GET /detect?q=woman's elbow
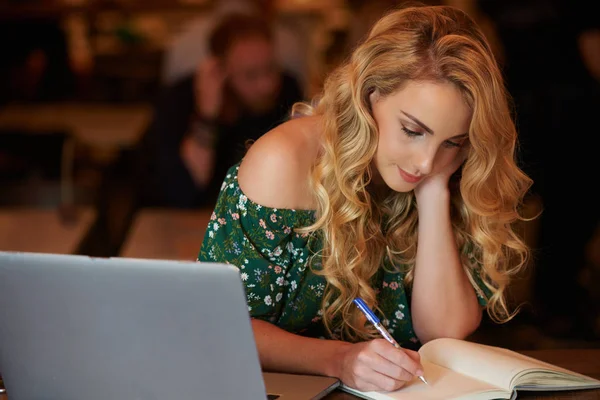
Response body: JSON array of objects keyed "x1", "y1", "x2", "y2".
[{"x1": 418, "y1": 308, "x2": 483, "y2": 344}]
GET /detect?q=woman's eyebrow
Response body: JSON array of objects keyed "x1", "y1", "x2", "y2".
[{"x1": 401, "y1": 111, "x2": 468, "y2": 138}]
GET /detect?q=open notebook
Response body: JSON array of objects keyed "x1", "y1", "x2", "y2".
[{"x1": 341, "y1": 338, "x2": 600, "y2": 400}]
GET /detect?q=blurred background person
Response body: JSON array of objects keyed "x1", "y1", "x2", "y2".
[
  {"x1": 161, "y1": 0, "x2": 308, "y2": 95},
  {"x1": 141, "y1": 13, "x2": 304, "y2": 209}
]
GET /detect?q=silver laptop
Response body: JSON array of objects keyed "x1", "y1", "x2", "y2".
[{"x1": 0, "y1": 251, "x2": 339, "y2": 399}]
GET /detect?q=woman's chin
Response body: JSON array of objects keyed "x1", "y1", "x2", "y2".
[{"x1": 383, "y1": 176, "x2": 415, "y2": 193}]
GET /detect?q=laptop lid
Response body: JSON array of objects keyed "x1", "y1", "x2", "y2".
[{"x1": 0, "y1": 251, "x2": 338, "y2": 399}]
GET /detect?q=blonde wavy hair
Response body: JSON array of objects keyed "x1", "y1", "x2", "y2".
[{"x1": 294, "y1": 4, "x2": 533, "y2": 342}]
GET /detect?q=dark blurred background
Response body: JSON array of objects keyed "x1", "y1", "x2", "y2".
[{"x1": 0, "y1": 0, "x2": 599, "y2": 351}]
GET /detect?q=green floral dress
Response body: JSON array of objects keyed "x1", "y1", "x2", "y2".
[{"x1": 198, "y1": 163, "x2": 490, "y2": 349}]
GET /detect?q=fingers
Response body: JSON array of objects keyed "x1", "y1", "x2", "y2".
[
  {"x1": 360, "y1": 348, "x2": 415, "y2": 382},
  {"x1": 352, "y1": 377, "x2": 399, "y2": 393},
  {"x1": 457, "y1": 143, "x2": 470, "y2": 164},
  {"x1": 446, "y1": 145, "x2": 469, "y2": 176},
  {"x1": 200, "y1": 56, "x2": 220, "y2": 72},
  {"x1": 364, "y1": 372, "x2": 408, "y2": 392},
  {"x1": 195, "y1": 56, "x2": 226, "y2": 118},
  {"x1": 341, "y1": 340, "x2": 425, "y2": 393},
  {"x1": 199, "y1": 57, "x2": 225, "y2": 82},
  {"x1": 371, "y1": 339, "x2": 424, "y2": 376},
  {"x1": 351, "y1": 361, "x2": 408, "y2": 392},
  {"x1": 403, "y1": 348, "x2": 422, "y2": 364},
  {"x1": 350, "y1": 340, "x2": 424, "y2": 392}
]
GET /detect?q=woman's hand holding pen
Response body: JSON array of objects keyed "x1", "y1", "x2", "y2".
[{"x1": 335, "y1": 339, "x2": 424, "y2": 392}]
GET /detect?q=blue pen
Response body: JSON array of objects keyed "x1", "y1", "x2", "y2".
[{"x1": 353, "y1": 297, "x2": 429, "y2": 385}]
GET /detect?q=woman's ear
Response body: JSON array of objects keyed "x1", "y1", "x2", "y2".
[{"x1": 369, "y1": 89, "x2": 380, "y2": 108}]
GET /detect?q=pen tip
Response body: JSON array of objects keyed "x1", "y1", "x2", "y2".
[{"x1": 419, "y1": 376, "x2": 429, "y2": 385}]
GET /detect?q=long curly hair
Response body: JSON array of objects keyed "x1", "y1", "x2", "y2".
[{"x1": 293, "y1": 4, "x2": 533, "y2": 342}]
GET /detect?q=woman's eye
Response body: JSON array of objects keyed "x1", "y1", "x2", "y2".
[
  {"x1": 401, "y1": 126, "x2": 422, "y2": 137},
  {"x1": 443, "y1": 140, "x2": 462, "y2": 148}
]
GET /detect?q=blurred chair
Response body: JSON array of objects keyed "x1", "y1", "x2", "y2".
[
  {"x1": 0, "y1": 206, "x2": 97, "y2": 255},
  {"x1": 119, "y1": 208, "x2": 211, "y2": 260}
]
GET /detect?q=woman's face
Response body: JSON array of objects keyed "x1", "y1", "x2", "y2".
[{"x1": 370, "y1": 80, "x2": 472, "y2": 192}]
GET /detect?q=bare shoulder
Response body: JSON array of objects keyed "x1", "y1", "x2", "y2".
[{"x1": 238, "y1": 115, "x2": 321, "y2": 210}]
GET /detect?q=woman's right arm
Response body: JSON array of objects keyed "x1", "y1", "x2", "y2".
[
  {"x1": 252, "y1": 319, "x2": 424, "y2": 392},
  {"x1": 252, "y1": 318, "x2": 347, "y2": 377}
]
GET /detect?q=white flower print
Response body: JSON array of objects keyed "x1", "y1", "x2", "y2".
[
  {"x1": 290, "y1": 280, "x2": 297, "y2": 290},
  {"x1": 241, "y1": 272, "x2": 249, "y2": 281},
  {"x1": 395, "y1": 310, "x2": 405, "y2": 320},
  {"x1": 276, "y1": 293, "x2": 283, "y2": 302},
  {"x1": 238, "y1": 194, "x2": 247, "y2": 211},
  {"x1": 264, "y1": 295, "x2": 272, "y2": 306},
  {"x1": 276, "y1": 276, "x2": 285, "y2": 286}
]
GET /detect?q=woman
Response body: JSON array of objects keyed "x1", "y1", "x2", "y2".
[{"x1": 198, "y1": 4, "x2": 532, "y2": 392}]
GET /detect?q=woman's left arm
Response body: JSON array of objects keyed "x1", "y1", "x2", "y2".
[{"x1": 410, "y1": 153, "x2": 483, "y2": 344}]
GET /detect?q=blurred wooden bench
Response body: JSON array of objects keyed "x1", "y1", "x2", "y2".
[
  {"x1": 0, "y1": 207, "x2": 97, "y2": 254},
  {"x1": 119, "y1": 208, "x2": 212, "y2": 261},
  {"x1": 0, "y1": 102, "x2": 152, "y2": 149}
]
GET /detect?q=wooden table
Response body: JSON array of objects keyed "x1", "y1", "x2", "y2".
[
  {"x1": 119, "y1": 208, "x2": 212, "y2": 261},
  {"x1": 326, "y1": 349, "x2": 600, "y2": 399},
  {"x1": 0, "y1": 102, "x2": 151, "y2": 149},
  {"x1": 0, "y1": 207, "x2": 96, "y2": 254},
  {"x1": 1, "y1": 349, "x2": 598, "y2": 399}
]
